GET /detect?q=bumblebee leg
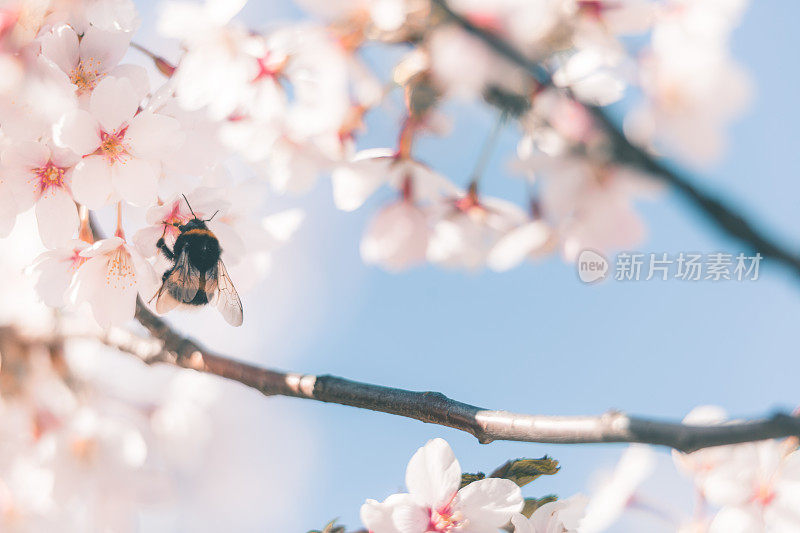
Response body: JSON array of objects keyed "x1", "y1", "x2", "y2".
[{"x1": 156, "y1": 237, "x2": 175, "y2": 261}]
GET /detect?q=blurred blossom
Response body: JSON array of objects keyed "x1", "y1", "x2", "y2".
[
  {"x1": 511, "y1": 494, "x2": 588, "y2": 533},
  {"x1": 674, "y1": 407, "x2": 800, "y2": 533},
  {"x1": 580, "y1": 445, "x2": 656, "y2": 533},
  {"x1": 360, "y1": 200, "x2": 430, "y2": 271}
]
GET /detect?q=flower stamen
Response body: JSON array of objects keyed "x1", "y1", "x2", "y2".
[
  {"x1": 105, "y1": 247, "x2": 136, "y2": 289},
  {"x1": 31, "y1": 161, "x2": 66, "y2": 196},
  {"x1": 428, "y1": 505, "x2": 464, "y2": 532},
  {"x1": 99, "y1": 128, "x2": 129, "y2": 164},
  {"x1": 69, "y1": 57, "x2": 104, "y2": 94}
]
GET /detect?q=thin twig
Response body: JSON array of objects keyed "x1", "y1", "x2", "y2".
[
  {"x1": 430, "y1": 0, "x2": 800, "y2": 276},
  {"x1": 123, "y1": 298, "x2": 800, "y2": 454}
]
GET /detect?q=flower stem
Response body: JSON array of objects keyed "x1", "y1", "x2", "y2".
[
  {"x1": 469, "y1": 112, "x2": 506, "y2": 188},
  {"x1": 397, "y1": 117, "x2": 417, "y2": 159},
  {"x1": 114, "y1": 202, "x2": 125, "y2": 239},
  {"x1": 130, "y1": 42, "x2": 176, "y2": 77},
  {"x1": 78, "y1": 204, "x2": 94, "y2": 243}
]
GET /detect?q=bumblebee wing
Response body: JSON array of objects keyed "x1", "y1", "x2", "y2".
[
  {"x1": 155, "y1": 286, "x2": 181, "y2": 315},
  {"x1": 213, "y1": 260, "x2": 243, "y2": 327},
  {"x1": 157, "y1": 250, "x2": 201, "y2": 309}
]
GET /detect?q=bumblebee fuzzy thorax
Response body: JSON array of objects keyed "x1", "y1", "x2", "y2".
[{"x1": 174, "y1": 219, "x2": 220, "y2": 273}]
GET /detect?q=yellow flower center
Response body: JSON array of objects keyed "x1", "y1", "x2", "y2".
[
  {"x1": 99, "y1": 129, "x2": 129, "y2": 164},
  {"x1": 105, "y1": 247, "x2": 136, "y2": 289},
  {"x1": 32, "y1": 161, "x2": 66, "y2": 196},
  {"x1": 429, "y1": 506, "x2": 464, "y2": 532},
  {"x1": 69, "y1": 58, "x2": 103, "y2": 94}
]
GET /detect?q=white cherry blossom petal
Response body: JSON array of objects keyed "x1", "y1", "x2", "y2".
[
  {"x1": 405, "y1": 438, "x2": 461, "y2": 509},
  {"x1": 511, "y1": 513, "x2": 534, "y2": 533},
  {"x1": 86, "y1": 0, "x2": 140, "y2": 32},
  {"x1": 2, "y1": 140, "x2": 49, "y2": 169},
  {"x1": 455, "y1": 478, "x2": 523, "y2": 530},
  {"x1": 111, "y1": 157, "x2": 158, "y2": 207},
  {"x1": 81, "y1": 236, "x2": 126, "y2": 257},
  {"x1": 107, "y1": 64, "x2": 151, "y2": 100},
  {"x1": 31, "y1": 242, "x2": 87, "y2": 307},
  {"x1": 488, "y1": 221, "x2": 552, "y2": 272},
  {"x1": 360, "y1": 494, "x2": 420, "y2": 533},
  {"x1": 79, "y1": 25, "x2": 131, "y2": 72},
  {"x1": 35, "y1": 188, "x2": 79, "y2": 249},
  {"x1": 54, "y1": 109, "x2": 101, "y2": 155},
  {"x1": 0, "y1": 182, "x2": 18, "y2": 237},
  {"x1": 709, "y1": 506, "x2": 762, "y2": 533},
  {"x1": 71, "y1": 155, "x2": 113, "y2": 208},
  {"x1": 125, "y1": 112, "x2": 182, "y2": 159},
  {"x1": 360, "y1": 201, "x2": 428, "y2": 271},
  {"x1": 40, "y1": 24, "x2": 80, "y2": 73},
  {"x1": 206, "y1": 0, "x2": 247, "y2": 24},
  {"x1": 332, "y1": 155, "x2": 393, "y2": 211},
  {"x1": 90, "y1": 76, "x2": 140, "y2": 132}
]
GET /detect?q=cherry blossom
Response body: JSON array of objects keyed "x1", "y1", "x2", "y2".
[
  {"x1": 580, "y1": 445, "x2": 656, "y2": 533},
  {"x1": 360, "y1": 438, "x2": 523, "y2": 532},
  {"x1": 705, "y1": 441, "x2": 800, "y2": 532},
  {"x1": 626, "y1": 0, "x2": 752, "y2": 165},
  {"x1": 361, "y1": 199, "x2": 430, "y2": 271},
  {"x1": 53, "y1": 76, "x2": 182, "y2": 207},
  {"x1": 672, "y1": 405, "x2": 733, "y2": 487},
  {"x1": 332, "y1": 149, "x2": 457, "y2": 212},
  {"x1": 487, "y1": 220, "x2": 555, "y2": 272},
  {"x1": 30, "y1": 238, "x2": 90, "y2": 307},
  {"x1": 44, "y1": 0, "x2": 141, "y2": 34},
  {"x1": 426, "y1": 24, "x2": 527, "y2": 101},
  {"x1": 158, "y1": 0, "x2": 261, "y2": 120},
  {"x1": 515, "y1": 150, "x2": 658, "y2": 262},
  {"x1": 427, "y1": 188, "x2": 528, "y2": 270},
  {"x1": 1, "y1": 139, "x2": 80, "y2": 248},
  {"x1": 69, "y1": 236, "x2": 158, "y2": 328},
  {"x1": 511, "y1": 494, "x2": 588, "y2": 533},
  {"x1": 39, "y1": 23, "x2": 136, "y2": 97},
  {"x1": 674, "y1": 409, "x2": 800, "y2": 533}
]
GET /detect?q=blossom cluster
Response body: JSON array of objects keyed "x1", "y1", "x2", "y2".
[
  {"x1": 354, "y1": 416, "x2": 800, "y2": 533},
  {"x1": 0, "y1": 0, "x2": 752, "y2": 330},
  {"x1": 0, "y1": 314, "x2": 221, "y2": 530}
]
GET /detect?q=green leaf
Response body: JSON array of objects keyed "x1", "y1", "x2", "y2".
[
  {"x1": 521, "y1": 495, "x2": 558, "y2": 518},
  {"x1": 460, "y1": 472, "x2": 486, "y2": 489},
  {"x1": 490, "y1": 457, "x2": 560, "y2": 487}
]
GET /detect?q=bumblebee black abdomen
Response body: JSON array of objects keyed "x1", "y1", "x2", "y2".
[{"x1": 188, "y1": 290, "x2": 210, "y2": 306}]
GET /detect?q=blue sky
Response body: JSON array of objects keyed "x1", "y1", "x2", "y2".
[{"x1": 134, "y1": 1, "x2": 800, "y2": 531}]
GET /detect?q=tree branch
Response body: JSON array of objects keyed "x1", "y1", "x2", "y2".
[
  {"x1": 430, "y1": 0, "x2": 800, "y2": 276},
  {"x1": 120, "y1": 299, "x2": 800, "y2": 454}
]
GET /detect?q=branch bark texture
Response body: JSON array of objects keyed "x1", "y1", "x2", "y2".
[{"x1": 124, "y1": 299, "x2": 800, "y2": 454}]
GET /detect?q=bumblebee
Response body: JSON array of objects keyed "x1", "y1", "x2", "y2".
[{"x1": 152, "y1": 196, "x2": 243, "y2": 326}]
